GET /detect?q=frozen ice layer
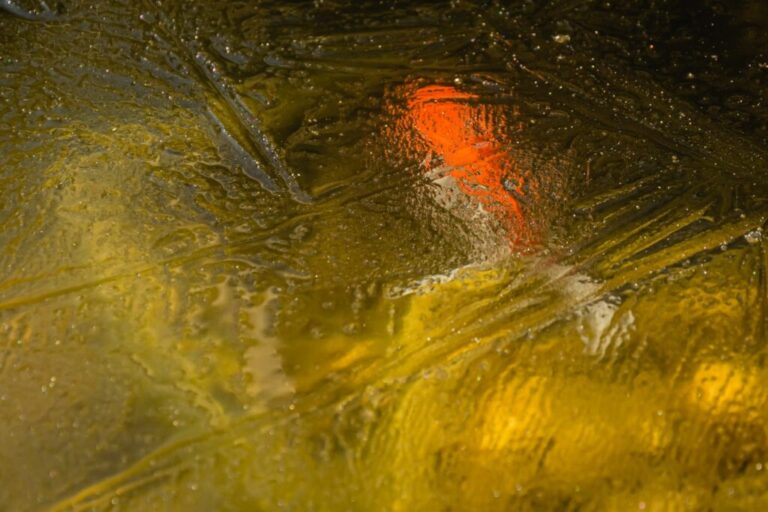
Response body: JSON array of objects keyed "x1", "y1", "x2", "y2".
[{"x1": 1, "y1": 0, "x2": 768, "y2": 510}]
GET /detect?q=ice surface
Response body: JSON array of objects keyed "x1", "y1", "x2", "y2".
[{"x1": 1, "y1": 0, "x2": 768, "y2": 510}]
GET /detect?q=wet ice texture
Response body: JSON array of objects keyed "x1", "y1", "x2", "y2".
[{"x1": 1, "y1": 0, "x2": 768, "y2": 510}]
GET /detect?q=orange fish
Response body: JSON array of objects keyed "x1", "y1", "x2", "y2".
[{"x1": 388, "y1": 82, "x2": 536, "y2": 248}]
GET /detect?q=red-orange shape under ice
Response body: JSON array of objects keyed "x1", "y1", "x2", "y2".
[{"x1": 396, "y1": 83, "x2": 535, "y2": 246}]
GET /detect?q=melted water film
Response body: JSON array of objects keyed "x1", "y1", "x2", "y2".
[{"x1": 1, "y1": 0, "x2": 768, "y2": 510}]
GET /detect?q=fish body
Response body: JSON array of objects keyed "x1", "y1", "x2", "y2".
[{"x1": 394, "y1": 83, "x2": 535, "y2": 248}]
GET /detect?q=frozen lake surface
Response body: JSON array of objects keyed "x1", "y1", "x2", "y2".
[{"x1": 1, "y1": 1, "x2": 768, "y2": 509}]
